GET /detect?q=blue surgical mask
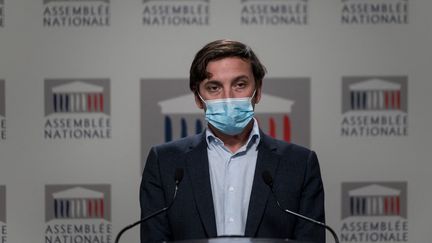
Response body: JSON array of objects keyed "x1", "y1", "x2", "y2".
[{"x1": 198, "y1": 91, "x2": 256, "y2": 135}]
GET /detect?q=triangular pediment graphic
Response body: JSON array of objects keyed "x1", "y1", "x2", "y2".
[
  {"x1": 350, "y1": 79, "x2": 401, "y2": 91},
  {"x1": 52, "y1": 81, "x2": 104, "y2": 93},
  {"x1": 53, "y1": 187, "x2": 104, "y2": 199},
  {"x1": 349, "y1": 184, "x2": 400, "y2": 196}
]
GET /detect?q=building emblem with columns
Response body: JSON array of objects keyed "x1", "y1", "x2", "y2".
[{"x1": 348, "y1": 79, "x2": 403, "y2": 112}]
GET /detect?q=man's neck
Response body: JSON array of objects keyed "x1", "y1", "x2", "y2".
[{"x1": 209, "y1": 120, "x2": 254, "y2": 153}]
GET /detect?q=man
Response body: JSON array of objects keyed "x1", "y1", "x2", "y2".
[{"x1": 140, "y1": 40, "x2": 325, "y2": 242}]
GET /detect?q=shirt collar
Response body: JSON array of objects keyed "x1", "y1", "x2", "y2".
[{"x1": 206, "y1": 118, "x2": 261, "y2": 152}]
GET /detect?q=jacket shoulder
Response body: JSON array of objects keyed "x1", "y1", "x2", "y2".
[
  {"x1": 151, "y1": 133, "x2": 204, "y2": 155},
  {"x1": 261, "y1": 134, "x2": 314, "y2": 158}
]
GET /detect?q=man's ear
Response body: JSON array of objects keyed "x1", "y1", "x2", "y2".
[
  {"x1": 254, "y1": 87, "x2": 262, "y2": 104},
  {"x1": 194, "y1": 93, "x2": 205, "y2": 109}
]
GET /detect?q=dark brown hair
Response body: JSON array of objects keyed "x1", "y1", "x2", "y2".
[{"x1": 189, "y1": 39, "x2": 267, "y2": 93}]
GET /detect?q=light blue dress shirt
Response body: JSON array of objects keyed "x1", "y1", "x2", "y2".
[{"x1": 206, "y1": 118, "x2": 260, "y2": 236}]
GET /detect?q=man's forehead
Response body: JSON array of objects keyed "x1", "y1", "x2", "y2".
[{"x1": 206, "y1": 56, "x2": 251, "y2": 67}]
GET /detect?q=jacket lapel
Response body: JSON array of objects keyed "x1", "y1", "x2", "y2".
[
  {"x1": 185, "y1": 133, "x2": 218, "y2": 238},
  {"x1": 244, "y1": 133, "x2": 280, "y2": 237}
]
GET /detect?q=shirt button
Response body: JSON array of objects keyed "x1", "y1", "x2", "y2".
[
  {"x1": 228, "y1": 217, "x2": 234, "y2": 223},
  {"x1": 228, "y1": 186, "x2": 234, "y2": 192}
]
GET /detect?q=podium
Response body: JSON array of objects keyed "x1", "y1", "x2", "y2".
[{"x1": 166, "y1": 237, "x2": 314, "y2": 243}]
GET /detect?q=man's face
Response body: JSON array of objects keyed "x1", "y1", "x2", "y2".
[{"x1": 195, "y1": 57, "x2": 261, "y2": 109}]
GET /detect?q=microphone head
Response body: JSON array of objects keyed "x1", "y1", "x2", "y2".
[
  {"x1": 174, "y1": 168, "x2": 184, "y2": 185},
  {"x1": 262, "y1": 170, "x2": 273, "y2": 188}
]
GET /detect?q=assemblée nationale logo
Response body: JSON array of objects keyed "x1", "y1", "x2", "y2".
[
  {"x1": 0, "y1": 0, "x2": 4, "y2": 27},
  {"x1": 341, "y1": 76, "x2": 408, "y2": 137},
  {"x1": 341, "y1": 0, "x2": 408, "y2": 24},
  {"x1": 43, "y1": 0, "x2": 110, "y2": 27},
  {"x1": 241, "y1": 0, "x2": 308, "y2": 25},
  {"x1": 141, "y1": 78, "x2": 310, "y2": 168},
  {"x1": 45, "y1": 184, "x2": 112, "y2": 243},
  {"x1": 0, "y1": 80, "x2": 5, "y2": 140},
  {"x1": 142, "y1": 0, "x2": 209, "y2": 26},
  {"x1": 44, "y1": 79, "x2": 111, "y2": 139},
  {"x1": 340, "y1": 182, "x2": 408, "y2": 242},
  {"x1": 0, "y1": 186, "x2": 6, "y2": 243}
]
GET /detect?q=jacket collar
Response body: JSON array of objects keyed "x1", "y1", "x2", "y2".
[
  {"x1": 185, "y1": 131, "x2": 218, "y2": 237},
  {"x1": 244, "y1": 131, "x2": 281, "y2": 236}
]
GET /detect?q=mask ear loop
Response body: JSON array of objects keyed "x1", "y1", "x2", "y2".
[
  {"x1": 250, "y1": 89, "x2": 257, "y2": 103},
  {"x1": 197, "y1": 92, "x2": 207, "y2": 104}
]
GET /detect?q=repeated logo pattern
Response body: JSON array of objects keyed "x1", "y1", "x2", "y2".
[
  {"x1": 241, "y1": 0, "x2": 308, "y2": 25},
  {"x1": 0, "y1": 80, "x2": 4, "y2": 118},
  {"x1": 340, "y1": 182, "x2": 408, "y2": 242},
  {"x1": 51, "y1": 81, "x2": 106, "y2": 114},
  {"x1": 0, "y1": 186, "x2": 5, "y2": 223},
  {"x1": 43, "y1": 0, "x2": 110, "y2": 27},
  {"x1": 341, "y1": 0, "x2": 409, "y2": 25},
  {"x1": 348, "y1": 184, "x2": 401, "y2": 217},
  {"x1": 0, "y1": 0, "x2": 4, "y2": 27},
  {"x1": 45, "y1": 80, "x2": 109, "y2": 116},
  {"x1": 342, "y1": 182, "x2": 407, "y2": 219},
  {"x1": 45, "y1": 184, "x2": 110, "y2": 222},
  {"x1": 53, "y1": 187, "x2": 105, "y2": 219},
  {"x1": 347, "y1": 79, "x2": 403, "y2": 112},
  {"x1": 43, "y1": 79, "x2": 112, "y2": 139},
  {"x1": 142, "y1": 0, "x2": 209, "y2": 26},
  {"x1": 0, "y1": 80, "x2": 5, "y2": 140},
  {"x1": 341, "y1": 76, "x2": 408, "y2": 137}
]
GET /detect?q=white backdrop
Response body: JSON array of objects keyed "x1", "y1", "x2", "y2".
[{"x1": 0, "y1": 0, "x2": 431, "y2": 243}]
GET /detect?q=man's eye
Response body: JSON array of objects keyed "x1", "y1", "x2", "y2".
[
  {"x1": 235, "y1": 82, "x2": 247, "y2": 89},
  {"x1": 206, "y1": 85, "x2": 219, "y2": 92}
]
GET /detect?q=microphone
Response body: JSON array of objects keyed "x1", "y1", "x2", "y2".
[
  {"x1": 114, "y1": 168, "x2": 184, "y2": 243},
  {"x1": 261, "y1": 171, "x2": 339, "y2": 243}
]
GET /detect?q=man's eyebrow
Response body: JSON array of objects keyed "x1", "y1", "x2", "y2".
[
  {"x1": 233, "y1": 75, "x2": 250, "y2": 81},
  {"x1": 203, "y1": 75, "x2": 250, "y2": 84},
  {"x1": 203, "y1": 79, "x2": 221, "y2": 84}
]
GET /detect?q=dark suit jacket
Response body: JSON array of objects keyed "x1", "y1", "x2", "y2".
[{"x1": 140, "y1": 130, "x2": 325, "y2": 243}]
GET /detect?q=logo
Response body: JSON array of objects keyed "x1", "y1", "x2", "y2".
[
  {"x1": 0, "y1": 0, "x2": 4, "y2": 27},
  {"x1": 141, "y1": 78, "x2": 310, "y2": 168},
  {"x1": 241, "y1": 0, "x2": 308, "y2": 26},
  {"x1": 45, "y1": 184, "x2": 112, "y2": 243},
  {"x1": 341, "y1": 182, "x2": 408, "y2": 242},
  {"x1": 341, "y1": 76, "x2": 408, "y2": 137},
  {"x1": 0, "y1": 186, "x2": 5, "y2": 223},
  {"x1": 44, "y1": 79, "x2": 111, "y2": 139},
  {"x1": 43, "y1": 0, "x2": 110, "y2": 27},
  {"x1": 0, "y1": 185, "x2": 6, "y2": 243},
  {"x1": 0, "y1": 80, "x2": 5, "y2": 140},
  {"x1": 341, "y1": 0, "x2": 408, "y2": 24},
  {"x1": 142, "y1": 0, "x2": 209, "y2": 26}
]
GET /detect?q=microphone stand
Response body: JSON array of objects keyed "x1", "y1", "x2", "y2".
[
  {"x1": 274, "y1": 198, "x2": 339, "y2": 243},
  {"x1": 115, "y1": 169, "x2": 183, "y2": 243},
  {"x1": 262, "y1": 171, "x2": 339, "y2": 243}
]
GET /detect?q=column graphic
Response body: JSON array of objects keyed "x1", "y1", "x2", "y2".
[
  {"x1": 342, "y1": 182, "x2": 407, "y2": 219},
  {"x1": 349, "y1": 79, "x2": 402, "y2": 111},
  {"x1": 0, "y1": 186, "x2": 5, "y2": 223},
  {"x1": 0, "y1": 80, "x2": 5, "y2": 118},
  {"x1": 44, "y1": 79, "x2": 110, "y2": 116},
  {"x1": 348, "y1": 184, "x2": 401, "y2": 216},
  {"x1": 51, "y1": 81, "x2": 104, "y2": 113},
  {"x1": 45, "y1": 185, "x2": 111, "y2": 222}
]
